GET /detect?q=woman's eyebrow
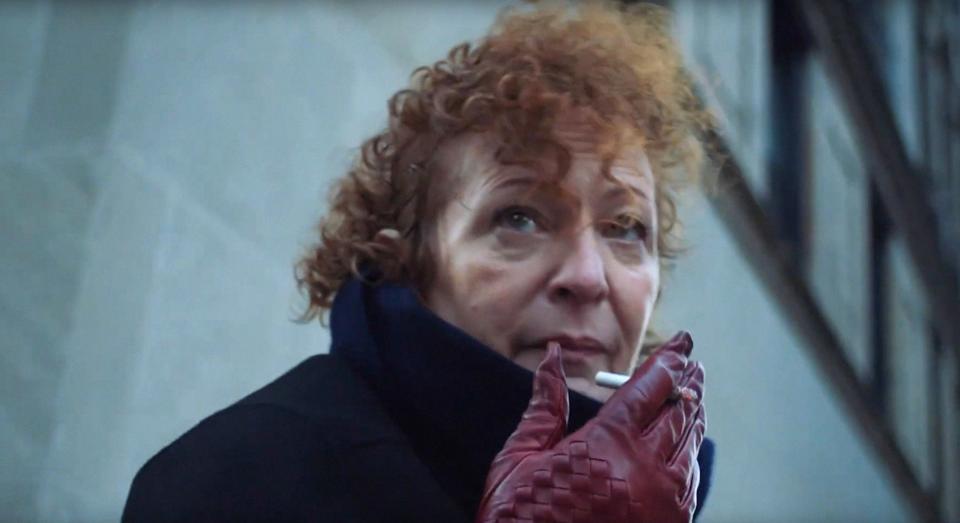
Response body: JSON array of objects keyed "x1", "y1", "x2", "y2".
[
  {"x1": 480, "y1": 171, "x2": 540, "y2": 193},
  {"x1": 489, "y1": 177, "x2": 538, "y2": 193},
  {"x1": 480, "y1": 175, "x2": 585, "y2": 214},
  {"x1": 475, "y1": 175, "x2": 552, "y2": 203},
  {"x1": 600, "y1": 183, "x2": 652, "y2": 206}
]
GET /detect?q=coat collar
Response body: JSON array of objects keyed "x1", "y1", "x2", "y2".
[{"x1": 329, "y1": 277, "x2": 713, "y2": 516}]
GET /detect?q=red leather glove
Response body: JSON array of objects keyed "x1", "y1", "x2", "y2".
[{"x1": 476, "y1": 331, "x2": 706, "y2": 523}]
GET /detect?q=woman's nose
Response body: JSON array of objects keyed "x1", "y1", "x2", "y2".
[{"x1": 547, "y1": 231, "x2": 610, "y2": 305}]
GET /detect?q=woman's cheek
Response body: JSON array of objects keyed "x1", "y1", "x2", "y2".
[
  {"x1": 454, "y1": 257, "x2": 517, "y2": 321},
  {"x1": 453, "y1": 265, "x2": 527, "y2": 359},
  {"x1": 456, "y1": 251, "x2": 545, "y2": 347},
  {"x1": 615, "y1": 268, "x2": 659, "y2": 368},
  {"x1": 460, "y1": 233, "x2": 544, "y2": 305}
]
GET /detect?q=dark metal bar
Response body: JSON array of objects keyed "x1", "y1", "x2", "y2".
[
  {"x1": 768, "y1": 0, "x2": 811, "y2": 267},
  {"x1": 869, "y1": 185, "x2": 890, "y2": 415},
  {"x1": 930, "y1": 328, "x2": 944, "y2": 514},
  {"x1": 799, "y1": 0, "x2": 960, "y2": 368},
  {"x1": 702, "y1": 132, "x2": 943, "y2": 523}
]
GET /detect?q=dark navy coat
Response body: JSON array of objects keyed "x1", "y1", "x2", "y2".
[{"x1": 123, "y1": 279, "x2": 714, "y2": 522}]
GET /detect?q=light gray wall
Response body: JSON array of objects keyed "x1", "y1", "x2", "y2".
[{"x1": 0, "y1": 1, "x2": 917, "y2": 521}]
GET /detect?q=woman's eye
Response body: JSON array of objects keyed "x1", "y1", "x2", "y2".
[
  {"x1": 495, "y1": 207, "x2": 540, "y2": 233},
  {"x1": 601, "y1": 215, "x2": 647, "y2": 242}
]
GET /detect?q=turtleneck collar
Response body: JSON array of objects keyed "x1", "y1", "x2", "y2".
[{"x1": 329, "y1": 277, "x2": 713, "y2": 517}]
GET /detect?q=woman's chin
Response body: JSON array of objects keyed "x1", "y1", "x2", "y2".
[{"x1": 512, "y1": 349, "x2": 547, "y2": 373}]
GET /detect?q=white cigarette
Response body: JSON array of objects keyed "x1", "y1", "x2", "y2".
[
  {"x1": 595, "y1": 371, "x2": 630, "y2": 389},
  {"x1": 594, "y1": 371, "x2": 699, "y2": 401}
]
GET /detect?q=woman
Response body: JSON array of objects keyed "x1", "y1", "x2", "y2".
[{"x1": 123, "y1": 2, "x2": 714, "y2": 522}]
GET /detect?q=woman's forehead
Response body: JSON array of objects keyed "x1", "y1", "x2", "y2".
[{"x1": 436, "y1": 130, "x2": 655, "y2": 201}]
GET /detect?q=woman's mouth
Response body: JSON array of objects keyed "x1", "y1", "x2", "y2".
[{"x1": 525, "y1": 335, "x2": 609, "y2": 374}]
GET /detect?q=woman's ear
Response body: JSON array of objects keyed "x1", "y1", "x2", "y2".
[
  {"x1": 372, "y1": 228, "x2": 410, "y2": 261},
  {"x1": 370, "y1": 228, "x2": 411, "y2": 281}
]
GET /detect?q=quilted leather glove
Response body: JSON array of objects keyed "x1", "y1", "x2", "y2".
[{"x1": 476, "y1": 331, "x2": 706, "y2": 523}]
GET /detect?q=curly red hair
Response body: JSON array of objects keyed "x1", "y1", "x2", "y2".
[{"x1": 296, "y1": 1, "x2": 711, "y2": 322}]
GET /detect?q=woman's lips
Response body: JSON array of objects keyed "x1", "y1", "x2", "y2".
[
  {"x1": 557, "y1": 347, "x2": 601, "y2": 369},
  {"x1": 525, "y1": 336, "x2": 609, "y2": 372},
  {"x1": 533, "y1": 335, "x2": 609, "y2": 354}
]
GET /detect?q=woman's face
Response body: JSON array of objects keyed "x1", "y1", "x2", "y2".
[{"x1": 422, "y1": 122, "x2": 660, "y2": 401}]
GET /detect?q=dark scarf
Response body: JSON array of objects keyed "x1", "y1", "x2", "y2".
[{"x1": 330, "y1": 277, "x2": 714, "y2": 518}]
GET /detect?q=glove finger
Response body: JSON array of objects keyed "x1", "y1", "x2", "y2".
[
  {"x1": 631, "y1": 359, "x2": 698, "y2": 461},
  {"x1": 674, "y1": 404, "x2": 705, "y2": 511},
  {"x1": 663, "y1": 363, "x2": 705, "y2": 490},
  {"x1": 661, "y1": 330, "x2": 695, "y2": 358},
  {"x1": 594, "y1": 332, "x2": 692, "y2": 431},
  {"x1": 495, "y1": 341, "x2": 569, "y2": 459},
  {"x1": 481, "y1": 343, "x2": 569, "y2": 494},
  {"x1": 640, "y1": 361, "x2": 703, "y2": 458},
  {"x1": 679, "y1": 435, "x2": 702, "y2": 513}
]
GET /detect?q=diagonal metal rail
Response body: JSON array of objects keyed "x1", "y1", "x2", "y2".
[
  {"x1": 702, "y1": 133, "x2": 942, "y2": 523},
  {"x1": 689, "y1": 1, "x2": 958, "y2": 520},
  {"x1": 799, "y1": 0, "x2": 960, "y2": 368}
]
